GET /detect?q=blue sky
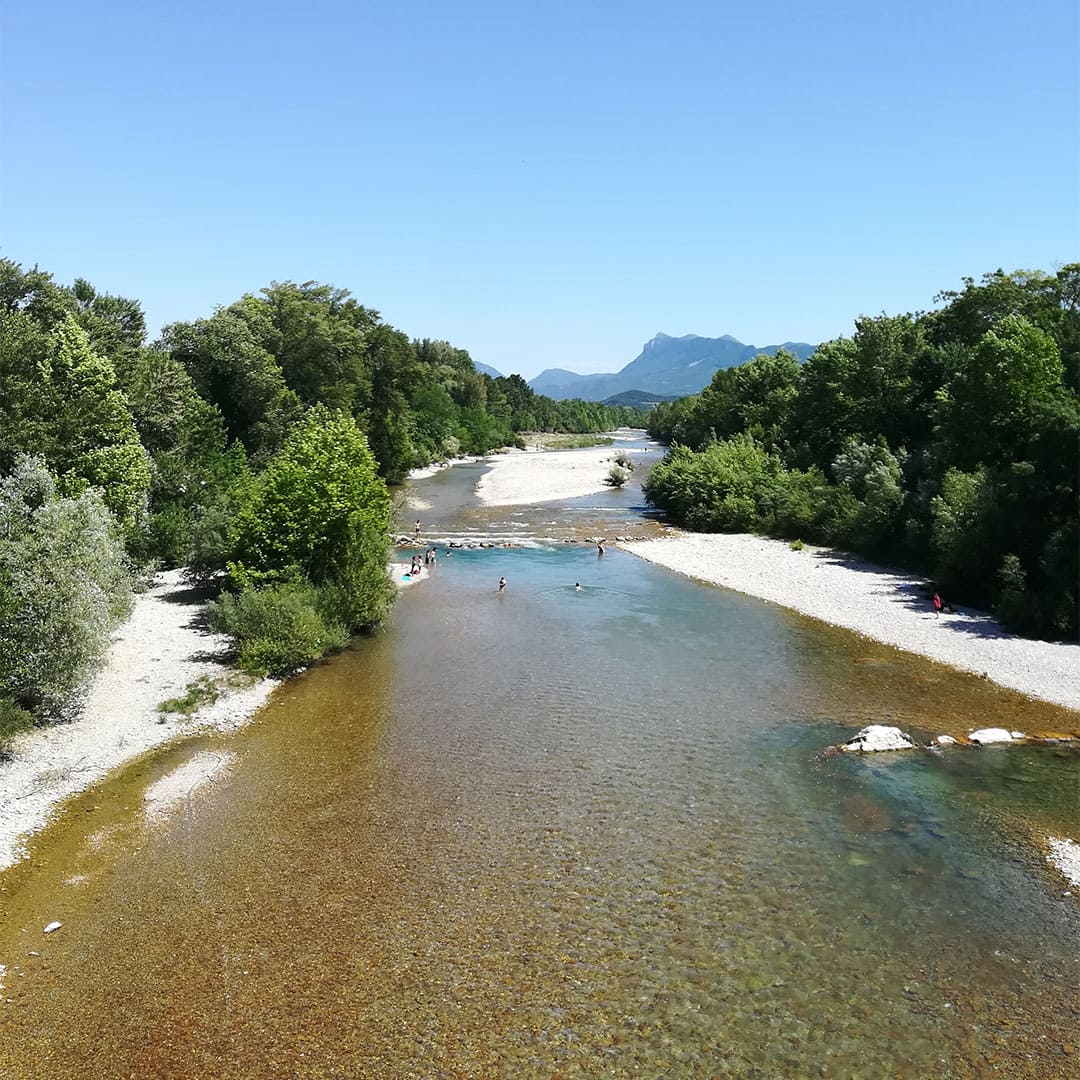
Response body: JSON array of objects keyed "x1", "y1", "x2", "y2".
[{"x1": 2, "y1": 0, "x2": 1076, "y2": 380}]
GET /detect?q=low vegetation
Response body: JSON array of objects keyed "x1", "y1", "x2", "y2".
[
  {"x1": 605, "y1": 465, "x2": 630, "y2": 488},
  {"x1": 157, "y1": 676, "x2": 222, "y2": 719},
  {"x1": 525, "y1": 433, "x2": 615, "y2": 450}
]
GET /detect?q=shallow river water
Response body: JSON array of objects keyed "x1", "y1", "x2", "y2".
[{"x1": 1, "y1": 444, "x2": 1078, "y2": 1078}]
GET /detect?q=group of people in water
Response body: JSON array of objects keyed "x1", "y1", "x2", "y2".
[
  {"x1": 407, "y1": 548, "x2": 439, "y2": 576},
  {"x1": 410, "y1": 519, "x2": 607, "y2": 594}
]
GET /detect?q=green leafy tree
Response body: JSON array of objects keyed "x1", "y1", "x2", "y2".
[
  {"x1": 160, "y1": 309, "x2": 302, "y2": 457},
  {"x1": 228, "y1": 408, "x2": 393, "y2": 630},
  {"x1": 0, "y1": 457, "x2": 131, "y2": 719}
]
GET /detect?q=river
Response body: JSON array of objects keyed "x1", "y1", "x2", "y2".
[{"x1": 1, "y1": 439, "x2": 1077, "y2": 1078}]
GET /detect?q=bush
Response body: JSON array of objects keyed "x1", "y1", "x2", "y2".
[
  {"x1": 0, "y1": 697, "x2": 34, "y2": 758},
  {"x1": 208, "y1": 582, "x2": 349, "y2": 676},
  {"x1": 228, "y1": 407, "x2": 394, "y2": 630},
  {"x1": 605, "y1": 465, "x2": 630, "y2": 487},
  {"x1": 613, "y1": 453, "x2": 636, "y2": 471},
  {"x1": 0, "y1": 456, "x2": 131, "y2": 719},
  {"x1": 789, "y1": 538, "x2": 805, "y2": 551}
]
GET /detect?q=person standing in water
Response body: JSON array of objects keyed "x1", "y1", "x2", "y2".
[
  {"x1": 414, "y1": 519, "x2": 421, "y2": 539},
  {"x1": 596, "y1": 539, "x2": 605, "y2": 555},
  {"x1": 575, "y1": 582, "x2": 582, "y2": 591},
  {"x1": 498, "y1": 576, "x2": 506, "y2": 593}
]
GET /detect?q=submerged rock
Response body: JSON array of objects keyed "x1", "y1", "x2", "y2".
[
  {"x1": 43, "y1": 921, "x2": 62, "y2": 934},
  {"x1": 841, "y1": 725, "x2": 917, "y2": 753},
  {"x1": 969, "y1": 728, "x2": 1021, "y2": 745}
]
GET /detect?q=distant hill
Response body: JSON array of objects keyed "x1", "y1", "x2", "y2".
[
  {"x1": 475, "y1": 361, "x2": 504, "y2": 378},
  {"x1": 529, "y1": 333, "x2": 816, "y2": 401},
  {"x1": 601, "y1": 390, "x2": 680, "y2": 409}
]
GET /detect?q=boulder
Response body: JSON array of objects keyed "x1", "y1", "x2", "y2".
[
  {"x1": 932, "y1": 735, "x2": 958, "y2": 747},
  {"x1": 841, "y1": 725, "x2": 917, "y2": 753},
  {"x1": 969, "y1": 728, "x2": 1017, "y2": 745}
]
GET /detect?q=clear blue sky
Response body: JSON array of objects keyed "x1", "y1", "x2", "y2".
[{"x1": 2, "y1": 1, "x2": 1076, "y2": 380}]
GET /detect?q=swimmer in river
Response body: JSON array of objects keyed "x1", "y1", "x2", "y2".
[
  {"x1": 498, "y1": 576, "x2": 506, "y2": 593},
  {"x1": 575, "y1": 582, "x2": 582, "y2": 591}
]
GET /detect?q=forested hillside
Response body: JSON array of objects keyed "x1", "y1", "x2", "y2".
[
  {"x1": 644, "y1": 267, "x2": 1080, "y2": 639},
  {"x1": 0, "y1": 261, "x2": 645, "y2": 742}
]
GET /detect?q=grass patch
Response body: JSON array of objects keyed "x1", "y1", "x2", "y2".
[
  {"x1": 158, "y1": 676, "x2": 222, "y2": 719},
  {"x1": 522, "y1": 433, "x2": 614, "y2": 450}
]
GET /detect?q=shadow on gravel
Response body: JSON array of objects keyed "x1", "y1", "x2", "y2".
[
  {"x1": 810, "y1": 550, "x2": 1068, "y2": 644},
  {"x1": 159, "y1": 584, "x2": 218, "y2": 607},
  {"x1": 187, "y1": 646, "x2": 232, "y2": 664}
]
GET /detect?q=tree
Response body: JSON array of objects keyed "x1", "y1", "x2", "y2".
[
  {"x1": 228, "y1": 408, "x2": 394, "y2": 630},
  {"x1": 0, "y1": 457, "x2": 131, "y2": 719},
  {"x1": 160, "y1": 309, "x2": 302, "y2": 457}
]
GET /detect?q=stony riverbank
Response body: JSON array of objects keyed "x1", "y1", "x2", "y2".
[
  {"x1": 0, "y1": 569, "x2": 280, "y2": 871},
  {"x1": 474, "y1": 430, "x2": 655, "y2": 506}
]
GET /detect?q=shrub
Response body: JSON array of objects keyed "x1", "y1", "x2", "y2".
[
  {"x1": 613, "y1": 453, "x2": 636, "y2": 471},
  {"x1": 0, "y1": 697, "x2": 34, "y2": 758},
  {"x1": 208, "y1": 582, "x2": 349, "y2": 676},
  {"x1": 0, "y1": 456, "x2": 131, "y2": 719},
  {"x1": 605, "y1": 465, "x2": 630, "y2": 487},
  {"x1": 789, "y1": 538, "x2": 805, "y2": 551}
]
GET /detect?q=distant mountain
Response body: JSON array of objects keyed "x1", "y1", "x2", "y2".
[
  {"x1": 601, "y1": 390, "x2": 680, "y2": 409},
  {"x1": 528, "y1": 333, "x2": 816, "y2": 401},
  {"x1": 475, "y1": 361, "x2": 504, "y2": 378}
]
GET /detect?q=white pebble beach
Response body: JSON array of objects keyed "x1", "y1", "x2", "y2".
[{"x1": 0, "y1": 569, "x2": 279, "y2": 872}]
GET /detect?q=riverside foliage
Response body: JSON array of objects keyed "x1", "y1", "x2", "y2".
[
  {"x1": 644, "y1": 267, "x2": 1080, "y2": 638},
  {"x1": 0, "y1": 260, "x2": 648, "y2": 721}
]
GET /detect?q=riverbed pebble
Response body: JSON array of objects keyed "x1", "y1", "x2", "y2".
[{"x1": 42, "y1": 922, "x2": 61, "y2": 934}]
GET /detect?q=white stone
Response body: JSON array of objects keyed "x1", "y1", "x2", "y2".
[
  {"x1": 841, "y1": 725, "x2": 917, "y2": 753},
  {"x1": 969, "y1": 728, "x2": 1014, "y2": 744},
  {"x1": 1009, "y1": 731, "x2": 1026, "y2": 740},
  {"x1": 932, "y1": 735, "x2": 957, "y2": 746},
  {"x1": 1047, "y1": 838, "x2": 1080, "y2": 889},
  {"x1": 42, "y1": 921, "x2": 62, "y2": 934}
]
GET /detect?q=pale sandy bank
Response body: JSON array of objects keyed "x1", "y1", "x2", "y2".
[
  {"x1": 0, "y1": 570, "x2": 279, "y2": 872},
  {"x1": 475, "y1": 441, "x2": 651, "y2": 506},
  {"x1": 622, "y1": 533, "x2": 1080, "y2": 712}
]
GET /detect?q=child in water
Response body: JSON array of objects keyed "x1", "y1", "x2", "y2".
[{"x1": 498, "y1": 576, "x2": 506, "y2": 593}]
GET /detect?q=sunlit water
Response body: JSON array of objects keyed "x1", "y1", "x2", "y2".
[{"x1": 1, "y1": 444, "x2": 1077, "y2": 1078}]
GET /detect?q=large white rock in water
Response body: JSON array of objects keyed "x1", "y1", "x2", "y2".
[
  {"x1": 969, "y1": 728, "x2": 1017, "y2": 745},
  {"x1": 842, "y1": 725, "x2": 917, "y2": 753}
]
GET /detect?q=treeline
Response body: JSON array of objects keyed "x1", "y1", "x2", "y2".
[
  {"x1": 644, "y1": 267, "x2": 1079, "y2": 638},
  {"x1": 0, "y1": 260, "x2": 645, "y2": 744}
]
